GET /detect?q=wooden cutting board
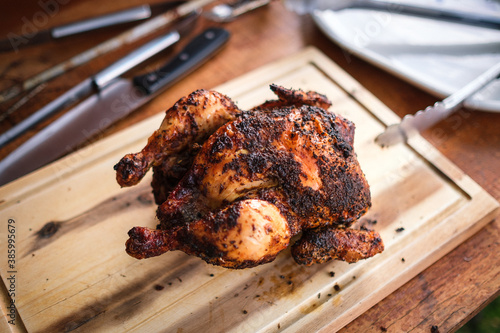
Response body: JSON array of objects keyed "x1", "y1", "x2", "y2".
[{"x1": 0, "y1": 47, "x2": 498, "y2": 333}]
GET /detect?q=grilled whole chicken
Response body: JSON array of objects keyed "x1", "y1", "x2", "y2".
[{"x1": 116, "y1": 85, "x2": 384, "y2": 269}]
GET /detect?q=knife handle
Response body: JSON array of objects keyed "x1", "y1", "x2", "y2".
[{"x1": 134, "y1": 27, "x2": 230, "y2": 95}]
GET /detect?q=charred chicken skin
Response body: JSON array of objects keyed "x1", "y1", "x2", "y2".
[
  {"x1": 114, "y1": 89, "x2": 242, "y2": 200},
  {"x1": 116, "y1": 85, "x2": 384, "y2": 269}
]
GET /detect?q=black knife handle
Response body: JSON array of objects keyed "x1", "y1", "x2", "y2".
[{"x1": 134, "y1": 27, "x2": 230, "y2": 95}]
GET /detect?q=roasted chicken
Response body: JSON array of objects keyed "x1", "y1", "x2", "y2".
[{"x1": 115, "y1": 85, "x2": 383, "y2": 269}]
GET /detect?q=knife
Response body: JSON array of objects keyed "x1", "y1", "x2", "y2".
[
  {"x1": 0, "y1": 1, "x2": 183, "y2": 52},
  {"x1": 286, "y1": 0, "x2": 500, "y2": 29},
  {"x1": 0, "y1": 12, "x2": 198, "y2": 148},
  {"x1": 375, "y1": 61, "x2": 500, "y2": 147},
  {"x1": 0, "y1": 0, "x2": 215, "y2": 105},
  {"x1": 0, "y1": 27, "x2": 230, "y2": 186}
]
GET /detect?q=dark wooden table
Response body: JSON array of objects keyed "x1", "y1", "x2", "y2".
[{"x1": 1, "y1": 1, "x2": 499, "y2": 332}]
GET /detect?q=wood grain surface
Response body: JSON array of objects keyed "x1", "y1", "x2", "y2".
[
  {"x1": 1, "y1": 1, "x2": 499, "y2": 332},
  {"x1": 1, "y1": 47, "x2": 497, "y2": 332}
]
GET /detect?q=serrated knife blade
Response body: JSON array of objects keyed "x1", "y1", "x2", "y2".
[{"x1": 375, "y1": 62, "x2": 500, "y2": 147}]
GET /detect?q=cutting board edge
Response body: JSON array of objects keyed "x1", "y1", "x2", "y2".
[
  {"x1": 0, "y1": 274, "x2": 27, "y2": 333},
  {"x1": 0, "y1": 113, "x2": 165, "y2": 210},
  {"x1": 0, "y1": 46, "x2": 498, "y2": 333},
  {"x1": 280, "y1": 190, "x2": 499, "y2": 333}
]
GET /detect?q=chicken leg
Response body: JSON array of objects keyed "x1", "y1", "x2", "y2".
[
  {"x1": 114, "y1": 89, "x2": 241, "y2": 187},
  {"x1": 292, "y1": 227, "x2": 384, "y2": 265},
  {"x1": 126, "y1": 199, "x2": 292, "y2": 268}
]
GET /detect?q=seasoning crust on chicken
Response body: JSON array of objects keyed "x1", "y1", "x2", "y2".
[
  {"x1": 116, "y1": 85, "x2": 384, "y2": 269},
  {"x1": 114, "y1": 89, "x2": 242, "y2": 198}
]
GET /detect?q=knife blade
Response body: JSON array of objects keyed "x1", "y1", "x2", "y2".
[
  {"x1": 0, "y1": 0, "x2": 215, "y2": 105},
  {"x1": 0, "y1": 12, "x2": 198, "y2": 148},
  {"x1": 375, "y1": 61, "x2": 500, "y2": 147},
  {"x1": 0, "y1": 27, "x2": 230, "y2": 186},
  {"x1": 0, "y1": 1, "x2": 183, "y2": 52}
]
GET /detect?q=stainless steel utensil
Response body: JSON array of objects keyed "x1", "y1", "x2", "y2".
[
  {"x1": 0, "y1": 27, "x2": 231, "y2": 186},
  {"x1": 0, "y1": 0, "x2": 215, "y2": 104},
  {"x1": 375, "y1": 62, "x2": 500, "y2": 147},
  {"x1": 204, "y1": 0, "x2": 270, "y2": 22},
  {"x1": 0, "y1": 1, "x2": 183, "y2": 52},
  {"x1": 0, "y1": 12, "x2": 198, "y2": 148}
]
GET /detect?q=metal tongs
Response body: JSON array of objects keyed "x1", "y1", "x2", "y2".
[{"x1": 375, "y1": 62, "x2": 500, "y2": 147}]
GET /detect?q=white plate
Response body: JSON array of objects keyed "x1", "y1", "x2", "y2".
[{"x1": 311, "y1": 3, "x2": 500, "y2": 112}]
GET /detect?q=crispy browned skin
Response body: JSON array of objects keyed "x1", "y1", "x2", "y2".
[
  {"x1": 150, "y1": 144, "x2": 202, "y2": 205},
  {"x1": 253, "y1": 83, "x2": 332, "y2": 111},
  {"x1": 127, "y1": 199, "x2": 292, "y2": 268},
  {"x1": 157, "y1": 104, "x2": 370, "y2": 229},
  {"x1": 115, "y1": 85, "x2": 333, "y2": 203},
  {"x1": 114, "y1": 89, "x2": 241, "y2": 188},
  {"x1": 119, "y1": 85, "x2": 383, "y2": 268},
  {"x1": 291, "y1": 228, "x2": 384, "y2": 265}
]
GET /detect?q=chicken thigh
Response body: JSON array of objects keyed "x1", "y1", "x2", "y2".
[{"x1": 116, "y1": 85, "x2": 384, "y2": 269}]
